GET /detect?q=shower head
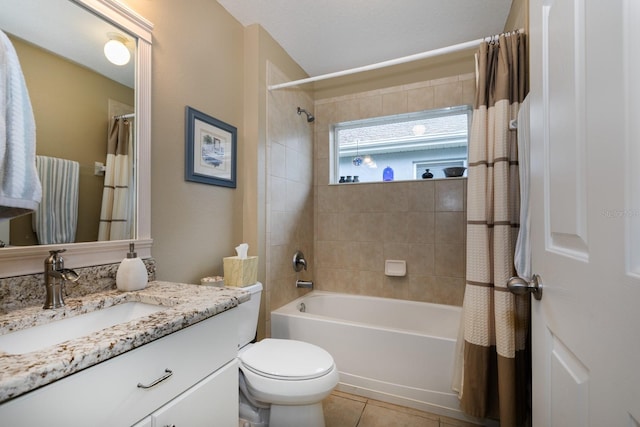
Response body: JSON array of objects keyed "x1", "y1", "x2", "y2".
[{"x1": 297, "y1": 107, "x2": 315, "y2": 123}]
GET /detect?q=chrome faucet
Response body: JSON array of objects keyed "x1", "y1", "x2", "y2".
[
  {"x1": 44, "y1": 249, "x2": 79, "y2": 309},
  {"x1": 296, "y1": 279, "x2": 313, "y2": 289},
  {"x1": 293, "y1": 250, "x2": 313, "y2": 289}
]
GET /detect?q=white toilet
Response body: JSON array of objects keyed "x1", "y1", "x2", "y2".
[{"x1": 237, "y1": 282, "x2": 339, "y2": 427}]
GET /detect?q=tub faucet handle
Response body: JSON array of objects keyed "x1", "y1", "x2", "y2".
[{"x1": 293, "y1": 250, "x2": 307, "y2": 272}]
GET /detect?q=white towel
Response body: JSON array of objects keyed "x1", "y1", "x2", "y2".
[
  {"x1": 514, "y1": 95, "x2": 531, "y2": 280},
  {"x1": 0, "y1": 30, "x2": 42, "y2": 219},
  {"x1": 33, "y1": 156, "x2": 79, "y2": 245}
]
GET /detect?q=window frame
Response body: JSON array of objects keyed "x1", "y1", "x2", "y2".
[{"x1": 331, "y1": 105, "x2": 472, "y2": 184}]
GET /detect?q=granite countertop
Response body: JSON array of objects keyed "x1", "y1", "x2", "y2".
[{"x1": 0, "y1": 281, "x2": 249, "y2": 403}]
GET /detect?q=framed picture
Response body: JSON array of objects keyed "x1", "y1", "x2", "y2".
[{"x1": 185, "y1": 106, "x2": 237, "y2": 188}]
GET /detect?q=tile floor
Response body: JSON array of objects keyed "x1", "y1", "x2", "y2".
[{"x1": 323, "y1": 391, "x2": 483, "y2": 427}]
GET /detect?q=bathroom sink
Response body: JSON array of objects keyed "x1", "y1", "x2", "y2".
[{"x1": 0, "y1": 302, "x2": 167, "y2": 355}]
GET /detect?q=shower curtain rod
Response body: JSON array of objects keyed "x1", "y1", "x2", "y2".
[
  {"x1": 114, "y1": 113, "x2": 135, "y2": 119},
  {"x1": 268, "y1": 28, "x2": 524, "y2": 91}
]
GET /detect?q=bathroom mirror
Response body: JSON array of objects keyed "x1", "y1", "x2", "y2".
[
  {"x1": 1, "y1": 0, "x2": 135, "y2": 247},
  {"x1": 0, "y1": 0, "x2": 153, "y2": 276}
]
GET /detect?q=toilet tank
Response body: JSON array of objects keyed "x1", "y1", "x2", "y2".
[{"x1": 237, "y1": 282, "x2": 262, "y2": 348}]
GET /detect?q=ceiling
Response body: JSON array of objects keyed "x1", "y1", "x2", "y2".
[
  {"x1": 216, "y1": 0, "x2": 514, "y2": 78},
  {"x1": 2, "y1": 1, "x2": 514, "y2": 89}
]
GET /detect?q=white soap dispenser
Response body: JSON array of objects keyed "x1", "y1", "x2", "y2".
[{"x1": 116, "y1": 242, "x2": 148, "y2": 291}]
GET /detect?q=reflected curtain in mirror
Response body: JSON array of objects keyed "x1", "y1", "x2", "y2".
[{"x1": 98, "y1": 117, "x2": 134, "y2": 241}]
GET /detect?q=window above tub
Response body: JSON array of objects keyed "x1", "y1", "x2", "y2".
[{"x1": 331, "y1": 105, "x2": 472, "y2": 183}]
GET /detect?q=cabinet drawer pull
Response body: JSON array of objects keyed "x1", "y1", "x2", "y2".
[{"x1": 137, "y1": 369, "x2": 173, "y2": 389}]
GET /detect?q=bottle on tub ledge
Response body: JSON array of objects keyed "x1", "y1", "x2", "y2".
[{"x1": 116, "y1": 242, "x2": 148, "y2": 291}]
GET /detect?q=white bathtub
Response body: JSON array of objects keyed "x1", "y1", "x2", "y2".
[{"x1": 271, "y1": 291, "x2": 483, "y2": 424}]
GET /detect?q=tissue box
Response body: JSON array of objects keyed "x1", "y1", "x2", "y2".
[{"x1": 223, "y1": 256, "x2": 258, "y2": 287}]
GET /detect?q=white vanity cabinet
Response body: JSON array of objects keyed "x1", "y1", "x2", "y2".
[
  {"x1": 133, "y1": 359, "x2": 238, "y2": 427},
  {"x1": 0, "y1": 308, "x2": 239, "y2": 426}
]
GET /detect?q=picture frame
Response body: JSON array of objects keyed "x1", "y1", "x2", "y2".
[{"x1": 185, "y1": 106, "x2": 237, "y2": 188}]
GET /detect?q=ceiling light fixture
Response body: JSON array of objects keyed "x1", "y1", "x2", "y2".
[{"x1": 104, "y1": 33, "x2": 131, "y2": 66}]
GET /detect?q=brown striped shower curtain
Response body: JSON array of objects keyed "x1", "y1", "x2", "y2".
[
  {"x1": 98, "y1": 117, "x2": 133, "y2": 241},
  {"x1": 457, "y1": 32, "x2": 530, "y2": 426}
]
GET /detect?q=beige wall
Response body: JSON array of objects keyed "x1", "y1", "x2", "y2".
[
  {"x1": 115, "y1": 2, "x2": 315, "y2": 336},
  {"x1": 124, "y1": 0, "x2": 246, "y2": 284},
  {"x1": 313, "y1": 74, "x2": 475, "y2": 305},
  {"x1": 264, "y1": 63, "x2": 315, "y2": 335},
  {"x1": 122, "y1": 0, "x2": 479, "y2": 319},
  {"x1": 505, "y1": 0, "x2": 529, "y2": 32},
  {"x1": 9, "y1": 36, "x2": 134, "y2": 245},
  {"x1": 243, "y1": 26, "x2": 312, "y2": 339},
  {"x1": 313, "y1": 49, "x2": 475, "y2": 100}
]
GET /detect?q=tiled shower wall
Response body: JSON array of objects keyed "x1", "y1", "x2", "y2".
[
  {"x1": 313, "y1": 73, "x2": 475, "y2": 306},
  {"x1": 265, "y1": 63, "x2": 315, "y2": 332}
]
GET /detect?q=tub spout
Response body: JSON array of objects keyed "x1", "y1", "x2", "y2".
[{"x1": 296, "y1": 280, "x2": 313, "y2": 289}]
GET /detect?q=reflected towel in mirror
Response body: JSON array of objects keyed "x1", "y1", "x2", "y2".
[
  {"x1": 0, "y1": 30, "x2": 42, "y2": 219},
  {"x1": 33, "y1": 156, "x2": 79, "y2": 244}
]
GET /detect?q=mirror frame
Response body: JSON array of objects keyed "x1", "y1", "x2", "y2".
[{"x1": 0, "y1": 0, "x2": 153, "y2": 276}]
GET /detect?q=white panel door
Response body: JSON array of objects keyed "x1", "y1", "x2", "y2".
[{"x1": 529, "y1": 0, "x2": 640, "y2": 426}]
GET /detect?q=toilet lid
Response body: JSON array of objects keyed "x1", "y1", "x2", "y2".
[{"x1": 239, "y1": 339, "x2": 335, "y2": 380}]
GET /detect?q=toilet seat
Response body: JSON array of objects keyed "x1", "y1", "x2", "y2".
[
  {"x1": 239, "y1": 338, "x2": 335, "y2": 380},
  {"x1": 238, "y1": 338, "x2": 340, "y2": 406}
]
